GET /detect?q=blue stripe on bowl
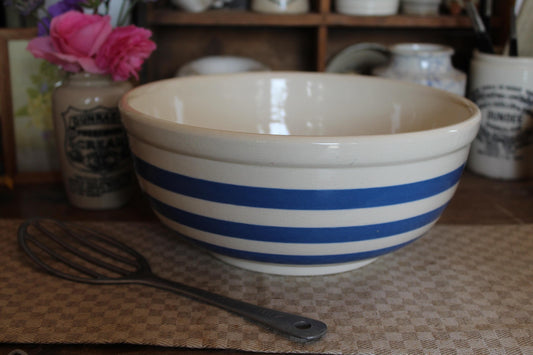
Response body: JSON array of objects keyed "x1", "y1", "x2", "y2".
[
  {"x1": 134, "y1": 156, "x2": 464, "y2": 210},
  {"x1": 183, "y1": 236, "x2": 417, "y2": 265},
  {"x1": 149, "y1": 196, "x2": 447, "y2": 243}
]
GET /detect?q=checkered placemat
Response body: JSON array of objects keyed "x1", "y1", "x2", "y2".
[{"x1": 1, "y1": 219, "x2": 532, "y2": 354}]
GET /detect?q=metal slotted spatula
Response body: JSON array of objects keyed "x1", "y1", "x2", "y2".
[{"x1": 18, "y1": 218, "x2": 327, "y2": 342}]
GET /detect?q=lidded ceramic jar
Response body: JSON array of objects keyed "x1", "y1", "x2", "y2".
[
  {"x1": 373, "y1": 43, "x2": 466, "y2": 96},
  {"x1": 52, "y1": 72, "x2": 134, "y2": 209}
]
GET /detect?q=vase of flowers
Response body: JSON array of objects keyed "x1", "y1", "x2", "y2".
[{"x1": 8, "y1": 0, "x2": 157, "y2": 209}]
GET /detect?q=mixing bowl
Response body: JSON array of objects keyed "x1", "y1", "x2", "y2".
[{"x1": 119, "y1": 72, "x2": 480, "y2": 276}]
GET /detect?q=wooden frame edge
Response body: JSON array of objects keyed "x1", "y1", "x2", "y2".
[{"x1": 0, "y1": 28, "x2": 62, "y2": 185}]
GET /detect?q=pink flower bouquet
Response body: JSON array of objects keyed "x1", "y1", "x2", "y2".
[{"x1": 16, "y1": 0, "x2": 157, "y2": 81}]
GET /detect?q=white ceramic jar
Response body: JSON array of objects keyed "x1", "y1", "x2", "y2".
[
  {"x1": 52, "y1": 72, "x2": 134, "y2": 209},
  {"x1": 373, "y1": 43, "x2": 466, "y2": 96},
  {"x1": 467, "y1": 51, "x2": 533, "y2": 180},
  {"x1": 251, "y1": 0, "x2": 309, "y2": 14},
  {"x1": 335, "y1": 0, "x2": 400, "y2": 15},
  {"x1": 401, "y1": 0, "x2": 441, "y2": 15}
]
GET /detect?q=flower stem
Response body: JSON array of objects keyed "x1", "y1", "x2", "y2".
[
  {"x1": 117, "y1": 0, "x2": 133, "y2": 26},
  {"x1": 104, "y1": 0, "x2": 110, "y2": 15}
]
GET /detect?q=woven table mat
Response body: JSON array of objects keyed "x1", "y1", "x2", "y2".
[{"x1": 1, "y1": 219, "x2": 532, "y2": 354}]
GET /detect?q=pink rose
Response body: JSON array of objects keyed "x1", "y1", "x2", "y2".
[
  {"x1": 27, "y1": 11, "x2": 112, "y2": 73},
  {"x1": 95, "y1": 25, "x2": 156, "y2": 81},
  {"x1": 51, "y1": 11, "x2": 112, "y2": 58},
  {"x1": 27, "y1": 36, "x2": 84, "y2": 72}
]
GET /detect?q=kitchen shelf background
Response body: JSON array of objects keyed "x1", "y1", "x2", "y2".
[{"x1": 144, "y1": 0, "x2": 511, "y2": 81}]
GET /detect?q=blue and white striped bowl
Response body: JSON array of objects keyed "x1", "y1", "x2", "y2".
[{"x1": 120, "y1": 72, "x2": 480, "y2": 275}]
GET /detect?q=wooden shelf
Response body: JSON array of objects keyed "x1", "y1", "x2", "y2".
[
  {"x1": 148, "y1": 8, "x2": 472, "y2": 29},
  {"x1": 148, "y1": 9, "x2": 323, "y2": 26},
  {"x1": 326, "y1": 14, "x2": 472, "y2": 28}
]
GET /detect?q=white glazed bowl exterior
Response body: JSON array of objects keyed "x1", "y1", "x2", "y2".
[
  {"x1": 170, "y1": 0, "x2": 213, "y2": 12},
  {"x1": 336, "y1": 0, "x2": 400, "y2": 15},
  {"x1": 119, "y1": 72, "x2": 480, "y2": 275},
  {"x1": 177, "y1": 56, "x2": 269, "y2": 77}
]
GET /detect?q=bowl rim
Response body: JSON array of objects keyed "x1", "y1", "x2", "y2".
[{"x1": 119, "y1": 72, "x2": 481, "y2": 166}]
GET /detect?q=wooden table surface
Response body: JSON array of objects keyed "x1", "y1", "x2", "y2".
[{"x1": 1, "y1": 170, "x2": 532, "y2": 354}]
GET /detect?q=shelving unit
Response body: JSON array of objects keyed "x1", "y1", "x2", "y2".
[
  {"x1": 144, "y1": 0, "x2": 510, "y2": 80},
  {"x1": 148, "y1": 7, "x2": 472, "y2": 27}
]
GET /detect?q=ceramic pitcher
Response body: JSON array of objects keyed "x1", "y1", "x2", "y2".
[{"x1": 373, "y1": 43, "x2": 466, "y2": 96}]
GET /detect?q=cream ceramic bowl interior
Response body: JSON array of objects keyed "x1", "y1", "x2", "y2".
[{"x1": 120, "y1": 72, "x2": 480, "y2": 276}]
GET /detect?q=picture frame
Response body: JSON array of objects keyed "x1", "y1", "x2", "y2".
[{"x1": 0, "y1": 27, "x2": 62, "y2": 184}]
